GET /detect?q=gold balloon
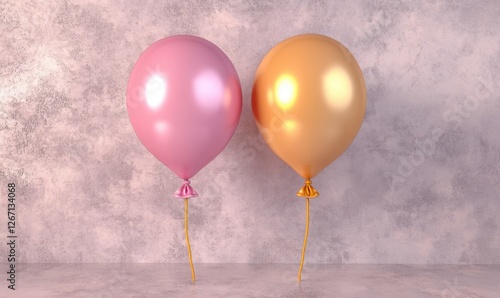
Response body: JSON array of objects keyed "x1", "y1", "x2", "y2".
[{"x1": 252, "y1": 34, "x2": 366, "y2": 182}]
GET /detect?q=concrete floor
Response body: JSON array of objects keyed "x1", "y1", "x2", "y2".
[{"x1": 3, "y1": 264, "x2": 499, "y2": 297}]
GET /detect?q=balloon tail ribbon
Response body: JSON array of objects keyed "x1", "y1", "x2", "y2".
[
  {"x1": 184, "y1": 198, "x2": 196, "y2": 282},
  {"x1": 298, "y1": 198, "x2": 310, "y2": 282},
  {"x1": 296, "y1": 179, "x2": 318, "y2": 282}
]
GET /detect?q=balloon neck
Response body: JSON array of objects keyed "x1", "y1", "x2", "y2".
[
  {"x1": 296, "y1": 178, "x2": 319, "y2": 199},
  {"x1": 174, "y1": 179, "x2": 199, "y2": 199}
]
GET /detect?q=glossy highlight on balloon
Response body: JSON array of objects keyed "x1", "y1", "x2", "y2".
[{"x1": 252, "y1": 34, "x2": 367, "y2": 179}]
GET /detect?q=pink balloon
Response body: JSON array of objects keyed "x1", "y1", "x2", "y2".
[{"x1": 126, "y1": 35, "x2": 242, "y2": 198}]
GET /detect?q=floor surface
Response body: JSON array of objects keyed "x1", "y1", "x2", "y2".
[{"x1": 2, "y1": 264, "x2": 499, "y2": 297}]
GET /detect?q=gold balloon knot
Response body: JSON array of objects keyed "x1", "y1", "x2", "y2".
[{"x1": 296, "y1": 178, "x2": 319, "y2": 198}]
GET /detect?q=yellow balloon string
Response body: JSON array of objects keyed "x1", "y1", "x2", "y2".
[
  {"x1": 185, "y1": 198, "x2": 196, "y2": 282},
  {"x1": 298, "y1": 197, "x2": 310, "y2": 282}
]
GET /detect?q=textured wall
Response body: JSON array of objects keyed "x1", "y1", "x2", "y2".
[{"x1": 1, "y1": 0, "x2": 499, "y2": 264}]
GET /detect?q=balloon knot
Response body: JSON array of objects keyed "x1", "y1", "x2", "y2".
[
  {"x1": 296, "y1": 178, "x2": 319, "y2": 198},
  {"x1": 174, "y1": 179, "x2": 199, "y2": 199}
]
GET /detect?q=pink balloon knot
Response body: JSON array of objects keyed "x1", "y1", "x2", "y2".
[{"x1": 174, "y1": 179, "x2": 199, "y2": 199}]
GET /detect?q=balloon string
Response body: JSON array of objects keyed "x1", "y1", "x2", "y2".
[
  {"x1": 298, "y1": 197, "x2": 310, "y2": 282},
  {"x1": 185, "y1": 198, "x2": 196, "y2": 282}
]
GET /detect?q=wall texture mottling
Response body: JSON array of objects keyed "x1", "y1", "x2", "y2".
[{"x1": 1, "y1": 0, "x2": 499, "y2": 264}]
